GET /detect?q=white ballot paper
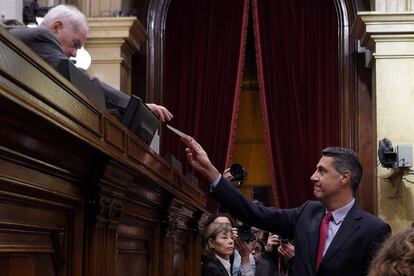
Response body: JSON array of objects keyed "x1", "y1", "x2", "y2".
[{"x1": 166, "y1": 124, "x2": 190, "y2": 138}]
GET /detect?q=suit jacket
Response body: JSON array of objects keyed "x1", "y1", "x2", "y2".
[
  {"x1": 211, "y1": 177, "x2": 391, "y2": 276},
  {"x1": 202, "y1": 256, "x2": 230, "y2": 276},
  {"x1": 9, "y1": 27, "x2": 130, "y2": 111},
  {"x1": 255, "y1": 251, "x2": 280, "y2": 276}
]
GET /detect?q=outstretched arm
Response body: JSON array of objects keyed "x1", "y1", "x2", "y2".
[{"x1": 180, "y1": 136, "x2": 298, "y2": 237}]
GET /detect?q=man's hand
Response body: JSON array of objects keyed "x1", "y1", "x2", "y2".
[
  {"x1": 223, "y1": 167, "x2": 242, "y2": 188},
  {"x1": 181, "y1": 136, "x2": 220, "y2": 183},
  {"x1": 234, "y1": 237, "x2": 254, "y2": 265},
  {"x1": 265, "y1": 233, "x2": 280, "y2": 252},
  {"x1": 231, "y1": 227, "x2": 238, "y2": 240},
  {"x1": 223, "y1": 168, "x2": 234, "y2": 182},
  {"x1": 146, "y1": 103, "x2": 173, "y2": 122},
  {"x1": 278, "y1": 242, "x2": 295, "y2": 260}
]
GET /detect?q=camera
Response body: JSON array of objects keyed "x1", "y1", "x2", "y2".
[
  {"x1": 378, "y1": 138, "x2": 398, "y2": 168},
  {"x1": 230, "y1": 163, "x2": 248, "y2": 181},
  {"x1": 280, "y1": 238, "x2": 289, "y2": 244},
  {"x1": 237, "y1": 224, "x2": 255, "y2": 242}
]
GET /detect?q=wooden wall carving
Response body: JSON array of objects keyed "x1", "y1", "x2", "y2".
[{"x1": 0, "y1": 26, "x2": 208, "y2": 276}]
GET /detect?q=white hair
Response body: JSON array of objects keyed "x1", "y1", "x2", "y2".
[{"x1": 40, "y1": 5, "x2": 88, "y2": 32}]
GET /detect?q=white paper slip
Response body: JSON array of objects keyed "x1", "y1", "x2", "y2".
[{"x1": 167, "y1": 124, "x2": 190, "y2": 138}]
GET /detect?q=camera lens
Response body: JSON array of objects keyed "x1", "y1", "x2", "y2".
[
  {"x1": 237, "y1": 225, "x2": 255, "y2": 242},
  {"x1": 230, "y1": 163, "x2": 247, "y2": 181}
]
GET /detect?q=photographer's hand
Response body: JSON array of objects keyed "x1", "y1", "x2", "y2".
[
  {"x1": 278, "y1": 242, "x2": 295, "y2": 260},
  {"x1": 234, "y1": 237, "x2": 254, "y2": 265},
  {"x1": 181, "y1": 136, "x2": 220, "y2": 183},
  {"x1": 231, "y1": 227, "x2": 238, "y2": 240},
  {"x1": 223, "y1": 168, "x2": 242, "y2": 188},
  {"x1": 265, "y1": 233, "x2": 280, "y2": 252},
  {"x1": 223, "y1": 168, "x2": 234, "y2": 181}
]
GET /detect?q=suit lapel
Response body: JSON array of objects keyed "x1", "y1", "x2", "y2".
[
  {"x1": 213, "y1": 257, "x2": 229, "y2": 275},
  {"x1": 306, "y1": 211, "x2": 324, "y2": 274},
  {"x1": 322, "y1": 204, "x2": 362, "y2": 265}
]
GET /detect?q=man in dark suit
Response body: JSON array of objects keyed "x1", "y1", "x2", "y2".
[
  {"x1": 10, "y1": 4, "x2": 173, "y2": 122},
  {"x1": 181, "y1": 137, "x2": 391, "y2": 276}
]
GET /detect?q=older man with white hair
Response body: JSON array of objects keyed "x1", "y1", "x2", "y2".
[{"x1": 10, "y1": 5, "x2": 173, "y2": 122}]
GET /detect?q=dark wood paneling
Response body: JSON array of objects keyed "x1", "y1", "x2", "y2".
[
  {"x1": 335, "y1": 0, "x2": 374, "y2": 213},
  {"x1": 356, "y1": 52, "x2": 374, "y2": 214},
  {"x1": 146, "y1": 0, "x2": 171, "y2": 104},
  {"x1": 0, "y1": 26, "x2": 208, "y2": 276},
  {"x1": 0, "y1": 155, "x2": 83, "y2": 276}
]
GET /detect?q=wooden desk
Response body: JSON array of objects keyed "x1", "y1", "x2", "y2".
[{"x1": 0, "y1": 27, "x2": 209, "y2": 276}]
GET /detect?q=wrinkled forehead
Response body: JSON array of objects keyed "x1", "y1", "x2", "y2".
[
  {"x1": 74, "y1": 25, "x2": 88, "y2": 43},
  {"x1": 64, "y1": 20, "x2": 87, "y2": 41}
]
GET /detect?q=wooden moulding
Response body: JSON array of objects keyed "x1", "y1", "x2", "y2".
[
  {"x1": 0, "y1": 25, "x2": 208, "y2": 276},
  {"x1": 0, "y1": 26, "x2": 207, "y2": 208}
]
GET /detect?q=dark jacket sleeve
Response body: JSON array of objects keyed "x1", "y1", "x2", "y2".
[
  {"x1": 9, "y1": 27, "x2": 67, "y2": 69},
  {"x1": 367, "y1": 222, "x2": 391, "y2": 265},
  {"x1": 211, "y1": 177, "x2": 307, "y2": 239},
  {"x1": 90, "y1": 77, "x2": 130, "y2": 111}
]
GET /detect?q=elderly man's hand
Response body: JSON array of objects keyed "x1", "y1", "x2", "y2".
[{"x1": 146, "y1": 103, "x2": 173, "y2": 122}]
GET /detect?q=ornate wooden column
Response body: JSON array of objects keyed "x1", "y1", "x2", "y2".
[
  {"x1": 85, "y1": 17, "x2": 146, "y2": 95},
  {"x1": 353, "y1": 9, "x2": 414, "y2": 232},
  {"x1": 83, "y1": 159, "x2": 132, "y2": 276},
  {"x1": 159, "y1": 197, "x2": 180, "y2": 276}
]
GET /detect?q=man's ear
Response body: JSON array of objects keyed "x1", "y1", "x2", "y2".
[
  {"x1": 341, "y1": 171, "x2": 351, "y2": 185},
  {"x1": 51, "y1": 21, "x2": 64, "y2": 33}
]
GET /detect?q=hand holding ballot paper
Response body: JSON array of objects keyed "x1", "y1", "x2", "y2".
[
  {"x1": 166, "y1": 125, "x2": 219, "y2": 182},
  {"x1": 178, "y1": 134, "x2": 221, "y2": 183}
]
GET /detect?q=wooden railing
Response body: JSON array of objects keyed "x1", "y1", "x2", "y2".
[{"x1": 0, "y1": 26, "x2": 209, "y2": 276}]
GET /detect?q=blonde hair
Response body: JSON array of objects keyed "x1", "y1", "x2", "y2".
[
  {"x1": 368, "y1": 229, "x2": 414, "y2": 276},
  {"x1": 203, "y1": 223, "x2": 232, "y2": 259}
]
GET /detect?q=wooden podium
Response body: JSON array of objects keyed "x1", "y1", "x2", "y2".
[{"x1": 0, "y1": 27, "x2": 209, "y2": 276}]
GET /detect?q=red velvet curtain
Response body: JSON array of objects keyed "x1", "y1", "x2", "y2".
[
  {"x1": 162, "y1": 0, "x2": 248, "y2": 210},
  {"x1": 253, "y1": 0, "x2": 340, "y2": 208}
]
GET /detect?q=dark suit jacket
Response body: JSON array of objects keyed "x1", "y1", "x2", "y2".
[
  {"x1": 202, "y1": 256, "x2": 230, "y2": 276},
  {"x1": 9, "y1": 27, "x2": 130, "y2": 111},
  {"x1": 211, "y1": 177, "x2": 391, "y2": 276},
  {"x1": 255, "y1": 251, "x2": 280, "y2": 276}
]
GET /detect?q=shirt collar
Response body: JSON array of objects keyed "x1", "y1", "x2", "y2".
[
  {"x1": 330, "y1": 198, "x2": 355, "y2": 224},
  {"x1": 215, "y1": 254, "x2": 231, "y2": 275}
]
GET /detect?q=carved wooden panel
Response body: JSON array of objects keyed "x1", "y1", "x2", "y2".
[
  {"x1": 116, "y1": 222, "x2": 154, "y2": 276},
  {"x1": 104, "y1": 118, "x2": 127, "y2": 152},
  {"x1": 0, "y1": 26, "x2": 209, "y2": 276},
  {"x1": 0, "y1": 156, "x2": 83, "y2": 276},
  {"x1": 173, "y1": 235, "x2": 186, "y2": 276}
]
